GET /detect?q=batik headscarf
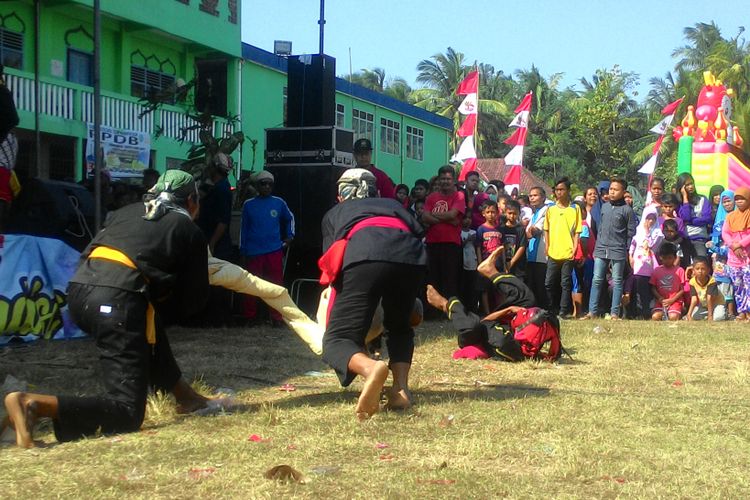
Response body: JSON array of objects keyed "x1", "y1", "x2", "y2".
[
  {"x1": 143, "y1": 170, "x2": 197, "y2": 221},
  {"x1": 337, "y1": 168, "x2": 377, "y2": 201}
]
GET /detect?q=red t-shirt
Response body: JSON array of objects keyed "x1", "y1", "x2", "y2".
[
  {"x1": 425, "y1": 190, "x2": 466, "y2": 244},
  {"x1": 367, "y1": 164, "x2": 395, "y2": 199},
  {"x1": 649, "y1": 265, "x2": 686, "y2": 299}
]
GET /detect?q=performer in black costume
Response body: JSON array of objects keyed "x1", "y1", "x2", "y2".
[{"x1": 2, "y1": 170, "x2": 211, "y2": 448}]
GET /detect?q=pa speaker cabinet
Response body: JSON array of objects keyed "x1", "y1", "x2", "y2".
[
  {"x1": 286, "y1": 54, "x2": 336, "y2": 127},
  {"x1": 266, "y1": 163, "x2": 346, "y2": 281},
  {"x1": 265, "y1": 126, "x2": 354, "y2": 167}
]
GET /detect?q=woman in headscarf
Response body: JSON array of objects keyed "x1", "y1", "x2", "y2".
[
  {"x1": 709, "y1": 184, "x2": 725, "y2": 222},
  {"x1": 320, "y1": 168, "x2": 426, "y2": 420},
  {"x1": 707, "y1": 189, "x2": 735, "y2": 318},
  {"x1": 3, "y1": 170, "x2": 211, "y2": 448},
  {"x1": 675, "y1": 172, "x2": 713, "y2": 257},
  {"x1": 721, "y1": 187, "x2": 750, "y2": 320}
]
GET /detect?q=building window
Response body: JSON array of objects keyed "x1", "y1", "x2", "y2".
[
  {"x1": 380, "y1": 117, "x2": 400, "y2": 155},
  {"x1": 67, "y1": 49, "x2": 93, "y2": 86},
  {"x1": 352, "y1": 108, "x2": 373, "y2": 142},
  {"x1": 336, "y1": 103, "x2": 345, "y2": 127},
  {"x1": 406, "y1": 125, "x2": 424, "y2": 161},
  {"x1": 0, "y1": 27, "x2": 23, "y2": 70},
  {"x1": 131, "y1": 66, "x2": 175, "y2": 100}
]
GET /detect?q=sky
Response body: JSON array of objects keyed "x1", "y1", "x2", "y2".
[{"x1": 241, "y1": 0, "x2": 743, "y2": 100}]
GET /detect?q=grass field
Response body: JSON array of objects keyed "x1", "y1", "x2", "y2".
[{"x1": 2, "y1": 318, "x2": 750, "y2": 498}]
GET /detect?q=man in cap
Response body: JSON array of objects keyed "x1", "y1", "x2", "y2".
[
  {"x1": 3, "y1": 170, "x2": 211, "y2": 448},
  {"x1": 320, "y1": 168, "x2": 426, "y2": 420},
  {"x1": 353, "y1": 138, "x2": 396, "y2": 199},
  {"x1": 240, "y1": 170, "x2": 295, "y2": 326}
]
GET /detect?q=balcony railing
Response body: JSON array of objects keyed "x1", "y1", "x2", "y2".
[{"x1": 5, "y1": 70, "x2": 232, "y2": 142}]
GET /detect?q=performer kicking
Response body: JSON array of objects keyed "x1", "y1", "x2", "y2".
[
  {"x1": 319, "y1": 168, "x2": 426, "y2": 420},
  {"x1": 3, "y1": 170, "x2": 211, "y2": 448}
]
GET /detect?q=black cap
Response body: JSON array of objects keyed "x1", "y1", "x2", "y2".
[{"x1": 354, "y1": 138, "x2": 373, "y2": 152}]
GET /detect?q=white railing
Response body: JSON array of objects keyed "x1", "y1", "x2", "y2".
[
  {"x1": 6, "y1": 70, "x2": 232, "y2": 144},
  {"x1": 6, "y1": 73, "x2": 75, "y2": 120}
]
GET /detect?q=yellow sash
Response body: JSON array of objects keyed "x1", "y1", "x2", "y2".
[{"x1": 88, "y1": 246, "x2": 156, "y2": 345}]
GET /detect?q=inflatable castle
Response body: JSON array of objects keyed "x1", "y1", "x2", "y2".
[{"x1": 673, "y1": 71, "x2": 749, "y2": 195}]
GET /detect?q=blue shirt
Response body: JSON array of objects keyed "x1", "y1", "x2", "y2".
[{"x1": 240, "y1": 195, "x2": 295, "y2": 256}]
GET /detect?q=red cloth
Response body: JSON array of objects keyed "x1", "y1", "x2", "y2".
[
  {"x1": 243, "y1": 250, "x2": 284, "y2": 321},
  {"x1": 425, "y1": 190, "x2": 465, "y2": 245},
  {"x1": 456, "y1": 70, "x2": 479, "y2": 95},
  {"x1": 457, "y1": 113, "x2": 477, "y2": 137},
  {"x1": 367, "y1": 164, "x2": 395, "y2": 199},
  {"x1": 318, "y1": 216, "x2": 410, "y2": 286},
  {"x1": 452, "y1": 345, "x2": 490, "y2": 360},
  {"x1": 0, "y1": 168, "x2": 11, "y2": 203}
]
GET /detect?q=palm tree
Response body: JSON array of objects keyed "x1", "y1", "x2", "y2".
[{"x1": 672, "y1": 22, "x2": 724, "y2": 72}]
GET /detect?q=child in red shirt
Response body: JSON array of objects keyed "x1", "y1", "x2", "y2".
[{"x1": 650, "y1": 241, "x2": 687, "y2": 321}]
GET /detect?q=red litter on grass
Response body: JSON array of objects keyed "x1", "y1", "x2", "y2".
[
  {"x1": 279, "y1": 384, "x2": 296, "y2": 392},
  {"x1": 375, "y1": 442, "x2": 389, "y2": 450},
  {"x1": 672, "y1": 380, "x2": 684, "y2": 387},
  {"x1": 248, "y1": 434, "x2": 271, "y2": 443},
  {"x1": 188, "y1": 467, "x2": 216, "y2": 480},
  {"x1": 379, "y1": 454, "x2": 395, "y2": 461}
]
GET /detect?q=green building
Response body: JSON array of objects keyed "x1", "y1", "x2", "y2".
[{"x1": 1, "y1": 0, "x2": 450, "y2": 186}]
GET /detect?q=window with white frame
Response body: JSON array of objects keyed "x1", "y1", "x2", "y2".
[
  {"x1": 0, "y1": 27, "x2": 23, "y2": 69},
  {"x1": 406, "y1": 125, "x2": 424, "y2": 161},
  {"x1": 379, "y1": 117, "x2": 400, "y2": 155},
  {"x1": 336, "y1": 103, "x2": 345, "y2": 127},
  {"x1": 352, "y1": 108, "x2": 373, "y2": 142}
]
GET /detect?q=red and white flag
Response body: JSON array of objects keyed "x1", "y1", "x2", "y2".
[
  {"x1": 503, "y1": 127, "x2": 527, "y2": 146},
  {"x1": 502, "y1": 92, "x2": 532, "y2": 194},
  {"x1": 456, "y1": 70, "x2": 479, "y2": 95},
  {"x1": 503, "y1": 165, "x2": 522, "y2": 195},
  {"x1": 661, "y1": 97, "x2": 684, "y2": 116},
  {"x1": 508, "y1": 93, "x2": 532, "y2": 128},
  {"x1": 649, "y1": 114, "x2": 675, "y2": 135},
  {"x1": 457, "y1": 113, "x2": 477, "y2": 137},
  {"x1": 451, "y1": 135, "x2": 476, "y2": 162},
  {"x1": 639, "y1": 98, "x2": 682, "y2": 177},
  {"x1": 458, "y1": 93, "x2": 478, "y2": 115}
]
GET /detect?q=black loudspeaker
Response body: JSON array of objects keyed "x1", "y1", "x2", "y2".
[
  {"x1": 8, "y1": 179, "x2": 96, "y2": 251},
  {"x1": 286, "y1": 54, "x2": 336, "y2": 127},
  {"x1": 267, "y1": 164, "x2": 346, "y2": 282}
]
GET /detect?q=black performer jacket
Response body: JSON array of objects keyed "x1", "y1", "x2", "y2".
[
  {"x1": 322, "y1": 198, "x2": 427, "y2": 270},
  {"x1": 0, "y1": 82, "x2": 19, "y2": 142},
  {"x1": 69, "y1": 203, "x2": 209, "y2": 321}
]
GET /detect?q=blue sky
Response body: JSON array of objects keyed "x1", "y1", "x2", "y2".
[{"x1": 241, "y1": 1, "x2": 742, "y2": 100}]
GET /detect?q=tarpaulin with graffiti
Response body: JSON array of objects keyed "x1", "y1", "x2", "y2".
[{"x1": 0, "y1": 234, "x2": 84, "y2": 345}]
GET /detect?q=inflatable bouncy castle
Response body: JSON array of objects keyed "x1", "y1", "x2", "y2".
[{"x1": 673, "y1": 71, "x2": 749, "y2": 194}]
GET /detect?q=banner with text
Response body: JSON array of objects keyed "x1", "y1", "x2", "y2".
[{"x1": 86, "y1": 124, "x2": 151, "y2": 179}]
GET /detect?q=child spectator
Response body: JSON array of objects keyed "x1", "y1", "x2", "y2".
[
  {"x1": 500, "y1": 199, "x2": 527, "y2": 278},
  {"x1": 676, "y1": 173, "x2": 713, "y2": 257},
  {"x1": 687, "y1": 256, "x2": 726, "y2": 321},
  {"x1": 721, "y1": 187, "x2": 750, "y2": 320},
  {"x1": 394, "y1": 183, "x2": 410, "y2": 207},
  {"x1": 460, "y1": 217, "x2": 479, "y2": 312},
  {"x1": 544, "y1": 177, "x2": 582, "y2": 317},
  {"x1": 628, "y1": 212, "x2": 663, "y2": 318},
  {"x1": 518, "y1": 194, "x2": 532, "y2": 226},
  {"x1": 650, "y1": 242, "x2": 687, "y2": 321},
  {"x1": 663, "y1": 219, "x2": 696, "y2": 270},
  {"x1": 476, "y1": 199, "x2": 502, "y2": 313},
  {"x1": 464, "y1": 171, "x2": 490, "y2": 229},
  {"x1": 410, "y1": 178, "x2": 429, "y2": 205},
  {"x1": 707, "y1": 189, "x2": 736, "y2": 318},
  {"x1": 658, "y1": 193, "x2": 686, "y2": 236},
  {"x1": 584, "y1": 177, "x2": 637, "y2": 320}
]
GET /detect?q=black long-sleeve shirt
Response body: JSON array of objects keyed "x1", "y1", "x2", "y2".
[
  {"x1": 321, "y1": 198, "x2": 427, "y2": 269},
  {"x1": 69, "y1": 203, "x2": 209, "y2": 320}
]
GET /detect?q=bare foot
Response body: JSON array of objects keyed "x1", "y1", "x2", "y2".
[
  {"x1": 426, "y1": 284, "x2": 448, "y2": 313},
  {"x1": 387, "y1": 387, "x2": 412, "y2": 410},
  {"x1": 355, "y1": 361, "x2": 388, "y2": 421},
  {"x1": 4, "y1": 392, "x2": 36, "y2": 448},
  {"x1": 477, "y1": 246, "x2": 504, "y2": 279},
  {"x1": 175, "y1": 394, "x2": 210, "y2": 414}
]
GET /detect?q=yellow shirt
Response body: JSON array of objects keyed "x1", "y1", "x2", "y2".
[{"x1": 543, "y1": 203, "x2": 582, "y2": 260}]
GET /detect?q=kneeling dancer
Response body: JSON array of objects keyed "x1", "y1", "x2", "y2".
[
  {"x1": 3, "y1": 170, "x2": 210, "y2": 447},
  {"x1": 320, "y1": 168, "x2": 426, "y2": 420}
]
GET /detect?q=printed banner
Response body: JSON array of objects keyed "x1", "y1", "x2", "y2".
[
  {"x1": 86, "y1": 124, "x2": 151, "y2": 178},
  {"x1": 0, "y1": 234, "x2": 85, "y2": 345}
]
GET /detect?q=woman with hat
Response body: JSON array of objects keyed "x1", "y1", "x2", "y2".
[{"x1": 3, "y1": 170, "x2": 211, "y2": 447}]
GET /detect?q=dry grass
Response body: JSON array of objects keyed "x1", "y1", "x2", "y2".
[{"x1": 2, "y1": 318, "x2": 750, "y2": 499}]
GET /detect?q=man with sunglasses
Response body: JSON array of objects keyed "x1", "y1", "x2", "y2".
[{"x1": 239, "y1": 170, "x2": 295, "y2": 326}]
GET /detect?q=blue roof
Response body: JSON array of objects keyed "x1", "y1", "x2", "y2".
[{"x1": 241, "y1": 43, "x2": 453, "y2": 131}]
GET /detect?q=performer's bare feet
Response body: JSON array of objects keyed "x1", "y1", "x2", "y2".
[
  {"x1": 355, "y1": 360, "x2": 388, "y2": 421},
  {"x1": 3, "y1": 392, "x2": 36, "y2": 448},
  {"x1": 387, "y1": 387, "x2": 412, "y2": 410},
  {"x1": 172, "y1": 378, "x2": 210, "y2": 414},
  {"x1": 477, "y1": 246, "x2": 505, "y2": 279},
  {"x1": 426, "y1": 284, "x2": 448, "y2": 313}
]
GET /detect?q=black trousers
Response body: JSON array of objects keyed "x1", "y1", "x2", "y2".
[
  {"x1": 630, "y1": 275, "x2": 653, "y2": 319},
  {"x1": 426, "y1": 243, "x2": 462, "y2": 299},
  {"x1": 322, "y1": 261, "x2": 425, "y2": 387},
  {"x1": 545, "y1": 258, "x2": 574, "y2": 316},
  {"x1": 55, "y1": 283, "x2": 182, "y2": 442},
  {"x1": 526, "y1": 261, "x2": 549, "y2": 310}
]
